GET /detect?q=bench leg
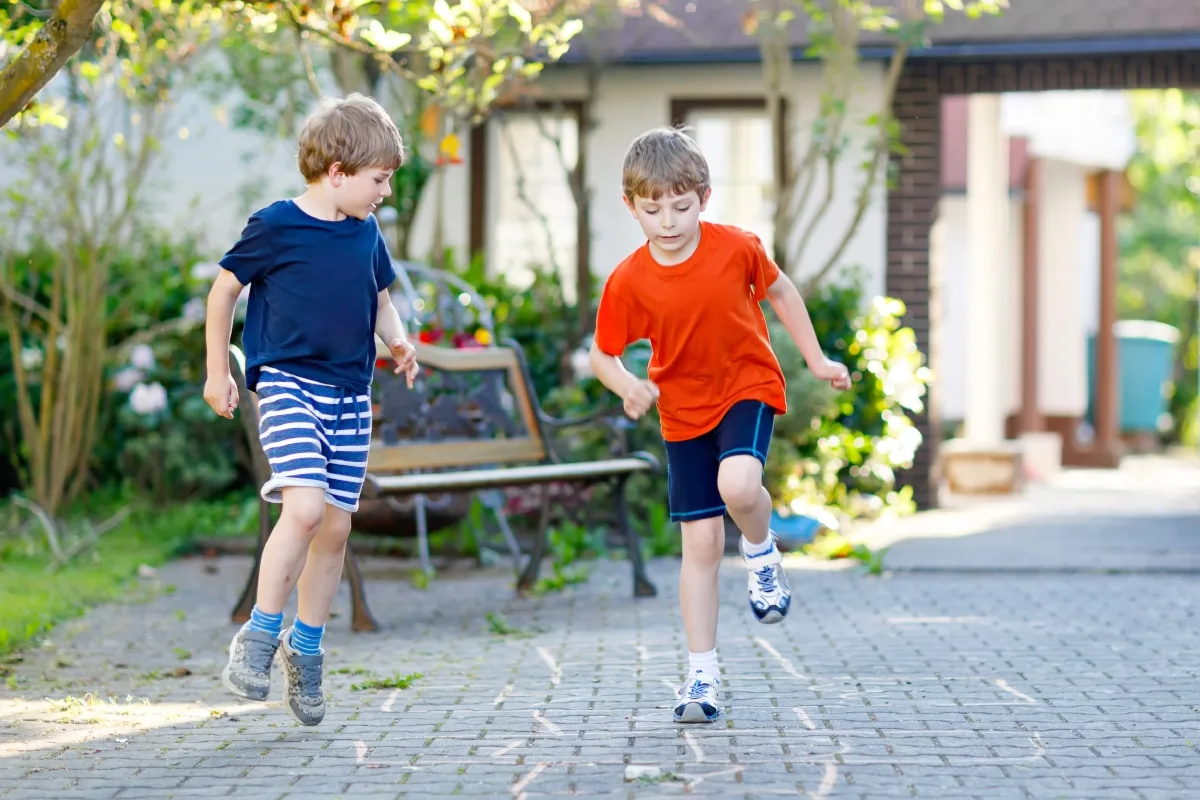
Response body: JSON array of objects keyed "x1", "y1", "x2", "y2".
[
  {"x1": 490, "y1": 502, "x2": 525, "y2": 575},
  {"x1": 516, "y1": 490, "x2": 552, "y2": 594},
  {"x1": 415, "y1": 493, "x2": 434, "y2": 575},
  {"x1": 231, "y1": 496, "x2": 272, "y2": 624},
  {"x1": 342, "y1": 545, "x2": 379, "y2": 632},
  {"x1": 616, "y1": 475, "x2": 657, "y2": 598}
]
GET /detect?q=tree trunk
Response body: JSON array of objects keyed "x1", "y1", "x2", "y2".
[{"x1": 0, "y1": 0, "x2": 107, "y2": 129}]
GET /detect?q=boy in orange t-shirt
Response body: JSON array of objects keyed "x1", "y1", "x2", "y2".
[{"x1": 589, "y1": 127, "x2": 852, "y2": 724}]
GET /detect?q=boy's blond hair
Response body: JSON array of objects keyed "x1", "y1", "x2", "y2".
[
  {"x1": 622, "y1": 126, "x2": 710, "y2": 201},
  {"x1": 297, "y1": 93, "x2": 405, "y2": 182}
]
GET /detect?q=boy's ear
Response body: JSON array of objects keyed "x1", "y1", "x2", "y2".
[
  {"x1": 327, "y1": 161, "x2": 346, "y2": 186},
  {"x1": 698, "y1": 187, "x2": 712, "y2": 211},
  {"x1": 622, "y1": 194, "x2": 638, "y2": 218}
]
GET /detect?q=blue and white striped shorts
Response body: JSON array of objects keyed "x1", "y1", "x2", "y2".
[{"x1": 255, "y1": 366, "x2": 372, "y2": 513}]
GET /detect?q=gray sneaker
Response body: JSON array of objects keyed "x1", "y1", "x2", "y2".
[
  {"x1": 221, "y1": 624, "x2": 280, "y2": 701},
  {"x1": 279, "y1": 628, "x2": 326, "y2": 726}
]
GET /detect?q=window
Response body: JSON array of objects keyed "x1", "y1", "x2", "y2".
[
  {"x1": 679, "y1": 106, "x2": 777, "y2": 249},
  {"x1": 488, "y1": 109, "x2": 579, "y2": 302}
]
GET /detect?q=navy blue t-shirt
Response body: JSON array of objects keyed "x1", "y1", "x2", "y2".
[{"x1": 219, "y1": 199, "x2": 397, "y2": 394}]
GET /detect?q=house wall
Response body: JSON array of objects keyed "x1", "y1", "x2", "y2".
[
  {"x1": 481, "y1": 61, "x2": 890, "y2": 298},
  {"x1": 1037, "y1": 158, "x2": 1092, "y2": 418},
  {"x1": 932, "y1": 90, "x2": 1130, "y2": 430},
  {"x1": 933, "y1": 194, "x2": 1023, "y2": 426}
]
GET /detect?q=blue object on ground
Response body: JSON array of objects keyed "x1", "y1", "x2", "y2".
[
  {"x1": 1086, "y1": 320, "x2": 1179, "y2": 434},
  {"x1": 770, "y1": 510, "x2": 825, "y2": 548}
]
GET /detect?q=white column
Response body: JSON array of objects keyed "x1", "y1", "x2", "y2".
[{"x1": 964, "y1": 94, "x2": 1009, "y2": 445}]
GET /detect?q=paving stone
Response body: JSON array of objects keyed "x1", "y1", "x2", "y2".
[{"x1": 3, "y1": 457, "x2": 1200, "y2": 797}]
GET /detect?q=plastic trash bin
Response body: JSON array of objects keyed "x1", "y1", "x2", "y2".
[{"x1": 1087, "y1": 320, "x2": 1179, "y2": 434}]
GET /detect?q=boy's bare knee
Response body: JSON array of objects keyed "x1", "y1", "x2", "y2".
[
  {"x1": 717, "y1": 457, "x2": 765, "y2": 512},
  {"x1": 316, "y1": 508, "x2": 353, "y2": 548},
  {"x1": 280, "y1": 488, "x2": 326, "y2": 535},
  {"x1": 681, "y1": 518, "x2": 725, "y2": 567}
]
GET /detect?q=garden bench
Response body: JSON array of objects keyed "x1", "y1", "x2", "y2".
[{"x1": 228, "y1": 263, "x2": 660, "y2": 632}]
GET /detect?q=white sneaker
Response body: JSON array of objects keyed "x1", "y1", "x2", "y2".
[
  {"x1": 741, "y1": 534, "x2": 791, "y2": 624},
  {"x1": 674, "y1": 670, "x2": 720, "y2": 723}
]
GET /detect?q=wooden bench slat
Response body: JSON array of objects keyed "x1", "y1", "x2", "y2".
[
  {"x1": 368, "y1": 438, "x2": 545, "y2": 472},
  {"x1": 365, "y1": 456, "x2": 655, "y2": 495},
  {"x1": 375, "y1": 340, "x2": 519, "y2": 372}
]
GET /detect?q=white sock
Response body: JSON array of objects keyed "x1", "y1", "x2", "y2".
[
  {"x1": 742, "y1": 534, "x2": 775, "y2": 558},
  {"x1": 688, "y1": 649, "x2": 720, "y2": 682}
]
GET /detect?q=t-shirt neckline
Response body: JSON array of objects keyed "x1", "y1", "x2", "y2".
[
  {"x1": 285, "y1": 198, "x2": 361, "y2": 226},
  {"x1": 643, "y1": 221, "x2": 707, "y2": 274}
]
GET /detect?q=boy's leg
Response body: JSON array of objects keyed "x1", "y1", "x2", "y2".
[
  {"x1": 223, "y1": 370, "x2": 339, "y2": 703},
  {"x1": 716, "y1": 401, "x2": 790, "y2": 625},
  {"x1": 295, "y1": 506, "x2": 353, "y2": 629},
  {"x1": 276, "y1": 505, "x2": 352, "y2": 727},
  {"x1": 665, "y1": 434, "x2": 725, "y2": 723},
  {"x1": 678, "y1": 516, "x2": 725, "y2": 655},
  {"x1": 278, "y1": 390, "x2": 371, "y2": 727},
  {"x1": 222, "y1": 486, "x2": 326, "y2": 701}
]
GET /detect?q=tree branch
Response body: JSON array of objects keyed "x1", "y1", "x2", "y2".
[
  {"x1": 0, "y1": 0, "x2": 107, "y2": 129},
  {"x1": 293, "y1": 26, "x2": 324, "y2": 99},
  {"x1": 0, "y1": 281, "x2": 58, "y2": 327},
  {"x1": 802, "y1": 41, "x2": 910, "y2": 293}
]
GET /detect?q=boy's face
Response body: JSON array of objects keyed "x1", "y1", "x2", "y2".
[
  {"x1": 330, "y1": 164, "x2": 394, "y2": 220},
  {"x1": 625, "y1": 188, "x2": 710, "y2": 262}
]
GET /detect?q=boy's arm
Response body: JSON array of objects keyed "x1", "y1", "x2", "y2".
[
  {"x1": 589, "y1": 342, "x2": 659, "y2": 420},
  {"x1": 203, "y1": 269, "x2": 246, "y2": 418},
  {"x1": 376, "y1": 288, "x2": 418, "y2": 388},
  {"x1": 375, "y1": 288, "x2": 408, "y2": 346},
  {"x1": 766, "y1": 273, "x2": 851, "y2": 388},
  {"x1": 588, "y1": 342, "x2": 638, "y2": 398}
]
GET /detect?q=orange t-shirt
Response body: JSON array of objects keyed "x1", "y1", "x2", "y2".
[{"x1": 594, "y1": 222, "x2": 788, "y2": 441}]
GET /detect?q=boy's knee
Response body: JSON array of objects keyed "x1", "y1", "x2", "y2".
[
  {"x1": 280, "y1": 488, "x2": 326, "y2": 534},
  {"x1": 680, "y1": 518, "x2": 725, "y2": 566},
  {"x1": 319, "y1": 509, "x2": 353, "y2": 545},
  {"x1": 717, "y1": 458, "x2": 765, "y2": 511}
]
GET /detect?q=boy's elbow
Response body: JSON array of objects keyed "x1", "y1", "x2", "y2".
[{"x1": 210, "y1": 268, "x2": 244, "y2": 301}]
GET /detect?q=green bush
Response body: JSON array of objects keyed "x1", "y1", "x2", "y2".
[
  {"x1": 769, "y1": 275, "x2": 930, "y2": 521},
  {"x1": 428, "y1": 257, "x2": 928, "y2": 546},
  {"x1": 0, "y1": 232, "x2": 250, "y2": 505}
]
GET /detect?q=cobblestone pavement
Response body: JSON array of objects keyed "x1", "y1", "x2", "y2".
[{"x1": 2, "y1": 458, "x2": 1199, "y2": 799}]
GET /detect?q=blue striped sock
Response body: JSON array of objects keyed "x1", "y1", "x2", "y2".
[
  {"x1": 247, "y1": 605, "x2": 284, "y2": 638},
  {"x1": 290, "y1": 618, "x2": 325, "y2": 656}
]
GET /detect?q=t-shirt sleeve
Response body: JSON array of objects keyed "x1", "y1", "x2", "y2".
[
  {"x1": 373, "y1": 226, "x2": 397, "y2": 290},
  {"x1": 593, "y1": 271, "x2": 637, "y2": 356},
  {"x1": 747, "y1": 232, "x2": 781, "y2": 302},
  {"x1": 218, "y1": 213, "x2": 273, "y2": 285}
]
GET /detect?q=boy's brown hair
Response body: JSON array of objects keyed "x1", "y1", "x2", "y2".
[
  {"x1": 621, "y1": 126, "x2": 711, "y2": 201},
  {"x1": 297, "y1": 92, "x2": 405, "y2": 182}
]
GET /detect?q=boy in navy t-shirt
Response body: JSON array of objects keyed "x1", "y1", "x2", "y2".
[{"x1": 203, "y1": 92, "x2": 418, "y2": 726}]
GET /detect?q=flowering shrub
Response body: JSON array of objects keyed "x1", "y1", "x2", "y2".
[
  {"x1": 90, "y1": 242, "x2": 249, "y2": 503},
  {"x1": 766, "y1": 278, "x2": 930, "y2": 522}
]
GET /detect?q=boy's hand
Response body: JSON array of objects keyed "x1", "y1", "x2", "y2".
[
  {"x1": 812, "y1": 356, "x2": 852, "y2": 391},
  {"x1": 621, "y1": 378, "x2": 660, "y2": 420},
  {"x1": 204, "y1": 374, "x2": 239, "y2": 419},
  {"x1": 389, "y1": 338, "x2": 418, "y2": 388}
]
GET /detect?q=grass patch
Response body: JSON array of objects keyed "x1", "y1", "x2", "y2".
[
  {"x1": 0, "y1": 491, "x2": 257, "y2": 657},
  {"x1": 350, "y1": 671, "x2": 422, "y2": 692}
]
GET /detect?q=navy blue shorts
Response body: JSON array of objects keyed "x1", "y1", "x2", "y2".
[{"x1": 664, "y1": 399, "x2": 776, "y2": 523}]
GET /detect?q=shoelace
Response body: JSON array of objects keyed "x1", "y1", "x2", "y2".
[
  {"x1": 244, "y1": 639, "x2": 276, "y2": 674},
  {"x1": 754, "y1": 564, "x2": 778, "y2": 594},
  {"x1": 685, "y1": 679, "x2": 711, "y2": 701},
  {"x1": 293, "y1": 662, "x2": 323, "y2": 698}
]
